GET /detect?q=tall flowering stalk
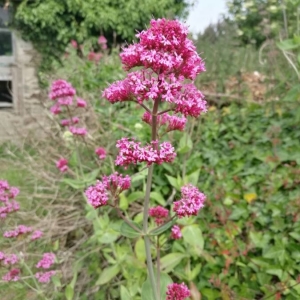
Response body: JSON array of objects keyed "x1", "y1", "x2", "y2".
[
  {"x1": 0, "y1": 180, "x2": 57, "y2": 291},
  {"x1": 86, "y1": 19, "x2": 207, "y2": 299}
]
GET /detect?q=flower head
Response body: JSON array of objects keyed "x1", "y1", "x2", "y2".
[
  {"x1": 171, "y1": 225, "x2": 182, "y2": 239},
  {"x1": 149, "y1": 206, "x2": 169, "y2": 225},
  {"x1": 31, "y1": 230, "x2": 43, "y2": 240},
  {"x1": 60, "y1": 117, "x2": 79, "y2": 126},
  {"x1": 95, "y1": 147, "x2": 107, "y2": 160},
  {"x1": 85, "y1": 181, "x2": 109, "y2": 208},
  {"x1": 2, "y1": 269, "x2": 20, "y2": 282},
  {"x1": 56, "y1": 158, "x2": 68, "y2": 173},
  {"x1": 49, "y1": 80, "x2": 76, "y2": 100},
  {"x1": 3, "y1": 225, "x2": 32, "y2": 238},
  {"x1": 102, "y1": 172, "x2": 131, "y2": 195},
  {"x1": 36, "y1": 253, "x2": 56, "y2": 269},
  {"x1": 76, "y1": 98, "x2": 87, "y2": 108},
  {"x1": 35, "y1": 271, "x2": 56, "y2": 283},
  {"x1": 173, "y1": 184, "x2": 205, "y2": 218},
  {"x1": 115, "y1": 138, "x2": 176, "y2": 168},
  {"x1": 69, "y1": 126, "x2": 87, "y2": 136},
  {"x1": 166, "y1": 282, "x2": 191, "y2": 300},
  {"x1": 121, "y1": 19, "x2": 205, "y2": 79}
]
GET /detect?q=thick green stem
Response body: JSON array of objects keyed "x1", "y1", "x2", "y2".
[{"x1": 142, "y1": 98, "x2": 160, "y2": 300}]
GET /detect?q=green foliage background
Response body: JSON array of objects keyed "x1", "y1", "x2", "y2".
[{"x1": 1, "y1": 0, "x2": 189, "y2": 67}]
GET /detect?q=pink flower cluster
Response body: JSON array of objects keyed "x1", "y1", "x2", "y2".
[
  {"x1": 85, "y1": 181, "x2": 109, "y2": 209},
  {"x1": 0, "y1": 252, "x2": 19, "y2": 265},
  {"x1": 2, "y1": 268, "x2": 20, "y2": 282},
  {"x1": 166, "y1": 282, "x2": 191, "y2": 300},
  {"x1": 95, "y1": 147, "x2": 107, "y2": 160},
  {"x1": 4, "y1": 225, "x2": 32, "y2": 238},
  {"x1": 85, "y1": 172, "x2": 131, "y2": 208},
  {"x1": 173, "y1": 184, "x2": 206, "y2": 218},
  {"x1": 98, "y1": 35, "x2": 107, "y2": 49},
  {"x1": 49, "y1": 80, "x2": 87, "y2": 136},
  {"x1": 56, "y1": 158, "x2": 68, "y2": 173},
  {"x1": 121, "y1": 19, "x2": 205, "y2": 79},
  {"x1": 0, "y1": 180, "x2": 20, "y2": 219},
  {"x1": 35, "y1": 271, "x2": 56, "y2": 283},
  {"x1": 88, "y1": 51, "x2": 102, "y2": 63},
  {"x1": 115, "y1": 138, "x2": 176, "y2": 168},
  {"x1": 142, "y1": 111, "x2": 186, "y2": 132},
  {"x1": 149, "y1": 206, "x2": 169, "y2": 225},
  {"x1": 171, "y1": 225, "x2": 182, "y2": 240},
  {"x1": 34, "y1": 253, "x2": 56, "y2": 283},
  {"x1": 102, "y1": 172, "x2": 131, "y2": 195},
  {"x1": 36, "y1": 253, "x2": 56, "y2": 269},
  {"x1": 102, "y1": 19, "x2": 207, "y2": 118}
]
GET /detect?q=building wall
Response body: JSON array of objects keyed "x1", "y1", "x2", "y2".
[{"x1": 0, "y1": 34, "x2": 45, "y2": 142}]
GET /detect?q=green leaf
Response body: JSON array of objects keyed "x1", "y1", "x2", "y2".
[
  {"x1": 182, "y1": 225, "x2": 204, "y2": 251},
  {"x1": 96, "y1": 265, "x2": 120, "y2": 285},
  {"x1": 98, "y1": 229, "x2": 120, "y2": 244},
  {"x1": 65, "y1": 285, "x2": 74, "y2": 300},
  {"x1": 141, "y1": 273, "x2": 173, "y2": 300},
  {"x1": 119, "y1": 192, "x2": 128, "y2": 211},
  {"x1": 160, "y1": 253, "x2": 187, "y2": 272},
  {"x1": 186, "y1": 169, "x2": 200, "y2": 186},
  {"x1": 149, "y1": 219, "x2": 176, "y2": 236},
  {"x1": 266, "y1": 268, "x2": 283, "y2": 280},
  {"x1": 150, "y1": 191, "x2": 166, "y2": 205},
  {"x1": 165, "y1": 175, "x2": 181, "y2": 190},
  {"x1": 120, "y1": 285, "x2": 132, "y2": 300},
  {"x1": 120, "y1": 221, "x2": 142, "y2": 238},
  {"x1": 127, "y1": 191, "x2": 144, "y2": 203},
  {"x1": 135, "y1": 238, "x2": 146, "y2": 262},
  {"x1": 62, "y1": 178, "x2": 86, "y2": 189},
  {"x1": 263, "y1": 246, "x2": 285, "y2": 259},
  {"x1": 277, "y1": 39, "x2": 300, "y2": 51},
  {"x1": 178, "y1": 133, "x2": 193, "y2": 154}
]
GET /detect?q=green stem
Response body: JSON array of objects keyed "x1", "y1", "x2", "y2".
[{"x1": 142, "y1": 98, "x2": 160, "y2": 300}]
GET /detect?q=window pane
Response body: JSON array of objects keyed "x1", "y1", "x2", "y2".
[
  {"x1": 0, "y1": 80, "x2": 13, "y2": 104},
  {"x1": 0, "y1": 31, "x2": 13, "y2": 56},
  {"x1": 0, "y1": 7, "x2": 11, "y2": 28}
]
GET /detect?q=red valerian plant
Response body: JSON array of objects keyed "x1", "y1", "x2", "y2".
[
  {"x1": 0, "y1": 180, "x2": 57, "y2": 286},
  {"x1": 84, "y1": 19, "x2": 207, "y2": 299}
]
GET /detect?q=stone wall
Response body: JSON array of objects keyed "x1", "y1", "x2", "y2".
[{"x1": 0, "y1": 33, "x2": 46, "y2": 142}]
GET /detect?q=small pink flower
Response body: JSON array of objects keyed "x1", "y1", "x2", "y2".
[
  {"x1": 60, "y1": 117, "x2": 79, "y2": 126},
  {"x1": 85, "y1": 181, "x2": 109, "y2": 208},
  {"x1": 36, "y1": 253, "x2": 56, "y2": 269},
  {"x1": 171, "y1": 225, "x2": 182, "y2": 239},
  {"x1": 70, "y1": 40, "x2": 78, "y2": 48},
  {"x1": 98, "y1": 35, "x2": 107, "y2": 45},
  {"x1": 166, "y1": 282, "x2": 190, "y2": 300},
  {"x1": 4, "y1": 225, "x2": 32, "y2": 238},
  {"x1": 95, "y1": 147, "x2": 107, "y2": 160},
  {"x1": 102, "y1": 172, "x2": 131, "y2": 195},
  {"x1": 56, "y1": 158, "x2": 68, "y2": 173},
  {"x1": 87, "y1": 52, "x2": 102, "y2": 62},
  {"x1": 31, "y1": 230, "x2": 43, "y2": 240},
  {"x1": 35, "y1": 271, "x2": 56, "y2": 283},
  {"x1": 149, "y1": 206, "x2": 169, "y2": 225},
  {"x1": 69, "y1": 126, "x2": 87, "y2": 136},
  {"x1": 115, "y1": 138, "x2": 176, "y2": 168},
  {"x1": 173, "y1": 184, "x2": 205, "y2": 218},
  {"x1": 50, "y1": 104, "x2": 62, "y2": 115},
  {"x1": 49, "y1": 80, "x2": 76, "y2": 100},
  {"x1": 76, "y1": 98, "x2": 87, "y2": 108},
  {"x1": 57, "y1": 96, "x2": 72, "y2": 106},
  {"x1": 2, "y1": 268, "x2": 20, "y2": 282},
  {"x1": 3, "y1": 254, "x2": 19, "y2": 265}
]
